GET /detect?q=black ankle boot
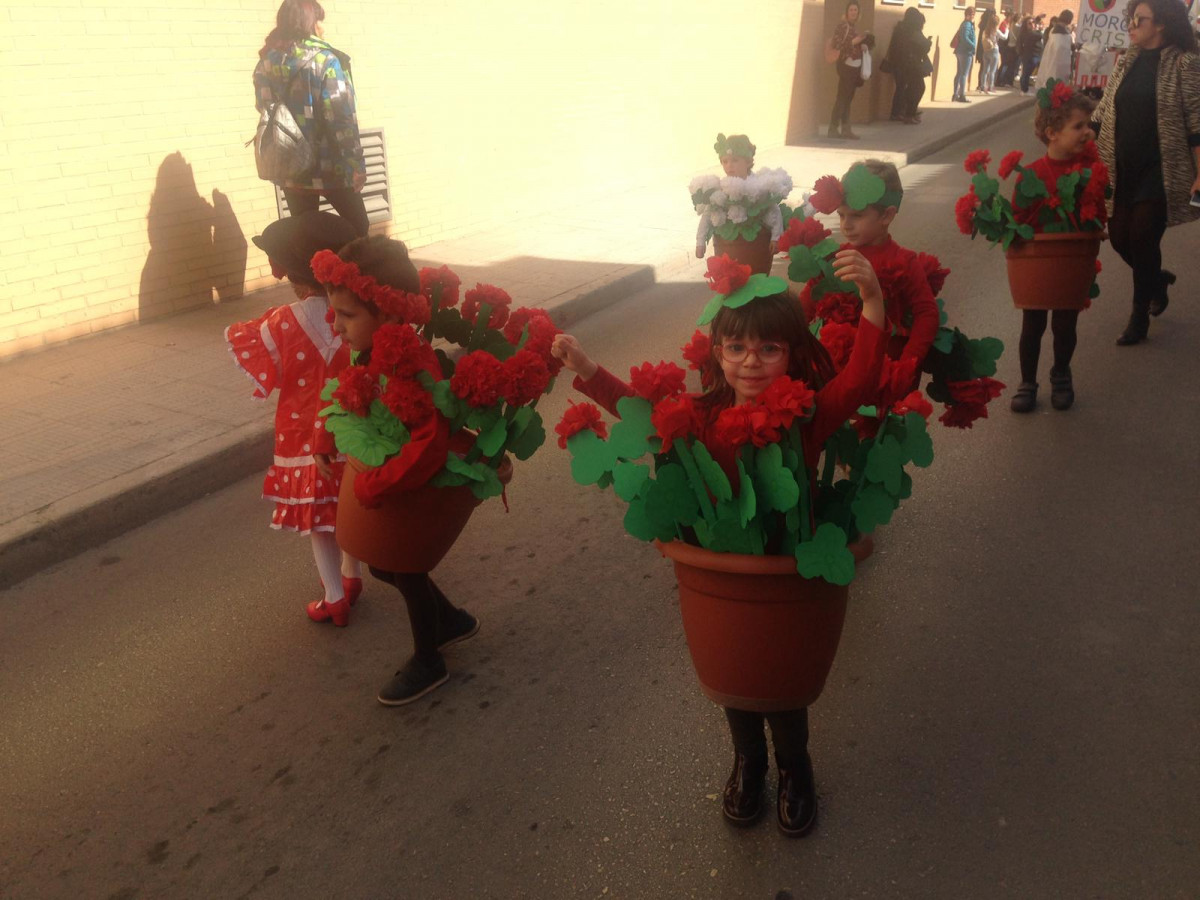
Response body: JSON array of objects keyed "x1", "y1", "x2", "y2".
[
  {"x1": 1116, "y1": 304, "x2": 1149, "y2": 346},
  {"x1": 722, "y1": 751, "x2": 767, "y2": 825},
  {"x1": 1048, "y1": 367, "x2": 1074, "y2": 410},
  {"x1": 1010, "y1": 381, "x2": 1038, "y2": 413},
  {"x1": 777, "y1": 755, "x2": 818, "y2": 838},
  {"x1": 1149, "y1": 270, "x2": 1176, "y2": 317}
]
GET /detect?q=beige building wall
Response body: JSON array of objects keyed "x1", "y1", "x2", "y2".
[{"x1": 1, "y1": 0, "x2": 808, "y2": 359}]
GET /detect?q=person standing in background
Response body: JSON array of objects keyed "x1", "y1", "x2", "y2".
[{"x1": 952, "y1": 6, "x2": 978, "y2": 102}]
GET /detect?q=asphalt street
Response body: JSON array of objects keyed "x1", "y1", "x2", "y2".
[{"x1": 2, "y1": 114, "x2": 1198, "y2": 899}]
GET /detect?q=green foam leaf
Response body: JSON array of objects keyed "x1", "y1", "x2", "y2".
[
  {"x1": 691, "y1": 441, "x2": 733, "y2": 502},
  {"x1": 794, "y1": 522, "x2": 856, "y2": 585},
  {"x1": 753, "y1": 442, "x2": 801, "y2": 512},
  {"x1": 843, "y1": 165, "x2": 886, "y2": 210},
  {"x1": 864, "y1": 435, "x2": 905, "y2": 496},
  {"x1": 851, "y1": 482, "x2": 897, "y2": 534},
  {"x1": 612, "y1": 461, "x2": 652, "y2": 502},
  {"x1": 567, "y1": 429, "x2": 617, "y2": 485},
  {"x1": 609, "y1": 395, "x2": 657, "y2": 459}
]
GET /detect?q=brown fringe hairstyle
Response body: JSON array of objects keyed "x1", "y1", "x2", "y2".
[
  {"x1": 696, "y1": 291, "x2": 836, "y2": 412},
  {"x1": 260, "y1": 0, "x2": 325, "y2": 57},
  {"x1": 1034, "y1": 91, "x2": 1097, "y2": 144}
]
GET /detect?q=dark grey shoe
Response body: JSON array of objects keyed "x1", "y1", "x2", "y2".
[
  {"x1": 1116, "y1": 312, "x2": 1149, "y2": 345},
  {"x1": 1149, "y1": 270, "x2": 1175, "y2": 317},
  {"x1": 1010, "y1": 381, "x2": 1038, "y2": 413},
  {"x1": 436, "y1": 608, "x2": 479, "y2": 650},
  {"x1": 377, "y1": 655, "x2": 448, "y2": 707},
  {"x1": 1049, "y1": 367, "x2": 1074, "y2": 411}
]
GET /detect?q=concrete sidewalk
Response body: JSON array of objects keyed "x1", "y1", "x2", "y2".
[{"x1": 0, "y1": 90, "x2": 1033, "y2": 589}]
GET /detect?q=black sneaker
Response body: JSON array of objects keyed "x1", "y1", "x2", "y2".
[
  {"x1": 1048, "y1": 367, "x2": 1074, "y2": 411},
  {"x1": 437, "y1": 608, "x2": 480, "y2": 650},
  {"x1": 1010, "y1": 381, "x2": 1038, "y2": 413},
  {"x1": 377, "y1": 655, "x2": 448, "y2": 707}
]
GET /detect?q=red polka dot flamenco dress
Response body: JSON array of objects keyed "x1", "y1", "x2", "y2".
[{"x1": 225, "y1": 295, "x2": 351, "y2": 533}]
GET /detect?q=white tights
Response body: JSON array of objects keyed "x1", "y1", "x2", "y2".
[{"x1": 310, "y1": 532, "x2": 361, "y2": 605}]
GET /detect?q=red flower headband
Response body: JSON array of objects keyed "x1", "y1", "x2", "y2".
[{"x1": 310, "y1": 249, "x2": 431, "y2": 325}]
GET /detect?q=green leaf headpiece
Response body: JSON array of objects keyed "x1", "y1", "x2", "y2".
[
  {"x1": 713, "y1": 133, "x2": 756, "y2": 160},
  {"x1": 697, "y1": 273, "x2": 789, "y2": 326},
  {"x1": 842, "y1": 163, "x2": 903, "y2": 211}
]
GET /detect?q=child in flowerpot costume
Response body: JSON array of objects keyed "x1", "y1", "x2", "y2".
[
  {"x1": 1008, "y1": 82, "x2": 1109, "y2": 411},
  {"x1": 225, "y1": 211, "x2": 364, "y2": 627},
  {"x1": 552, "y1": 253, "x2": 888, "y2": 838},
  {"x1": 794, "y1": 160, "x2": 1007, "y2": 431},
  {"x1": 691, "y1": 134, "x2": 791, "y2": 269},
  {"x1": 316, "y1": 236, "x2": 562, "y2": 705},
  {"x1": 955, "y1": 78, "x2": 1108, "y2": 413}
]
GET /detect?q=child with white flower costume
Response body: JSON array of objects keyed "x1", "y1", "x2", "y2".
[{"x1": 692, "y1": 134, "x2": 793, "y2": 269}]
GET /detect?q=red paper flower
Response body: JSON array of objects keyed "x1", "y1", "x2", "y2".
[
  {"x1": 500, "y1": 349, "x2": 552, "y2": 406},
  {"x1": 1078, "y1": 141, "x2": 1100, "y2": 166},
  {"x1": 818, "y1": 321, "x2": 857, "y2": 371},
  {"x1": 381, "y1": 376, "x2": 435, "y2": 425},
  {"x1": 964, "y1": 149, "x2": 991, "y2": 175},
  {"x1": 998, "y1": 150, "x2": 1025, "y2": 179},
  {"x1": 1094, "y1": 258, "x2": 1102, "y2": 274},
  {"x1": 419, "y1": 265, "x2": 461, "y2": 308},
  {"x1": 947, "y1": 377, "x2": 1005, "y2": 406},
  {"x1": 503, "y1": 306, "x2": 553, "y2": 346},
  {"x1": 629, "y1": 361, "x2": 687, "y2": 404},
  {"x1": 324, "y1": 307, "x2": 336, "y2": 324},
  {"x1": 681, "y1": 329, "x2": 712, "y2": 371},
  {"x1": 369, "y1": 323, "x2": 438, "y2": 379},
  {"x1": 938, "y1": 400, "x2": 989, "y2": 429},
  {"x1": 810, "y1": 175, "x2": 844, "y2": 214},
  {"x1": 555, "y1": 401, "x2": 608, "y2": 449},
  {"x1": 916, "y1": 252, "x2": 950, "y2": 297},
  {"x1": 462, "y1": 284, "x2": 513, "y2": 329},
  {"x1": 878, "y1": 356, "x2": 921, "y2": 409},
  {"x1": 892, "y1": 390, "x2": 933, "y2": 419},
  {"x1": 651, "y1": 394, "x2": 700, "y2": 446},
  {"x1": 449, "y1": 350, "x2": 506, "y2": 408},
  {"x1": 777, "y1": 216, "x2": 832, "y2": 254},
  {"x1": 1050, "y1": 81, "x2": 1074, "y2": 108},
  {"x1": 713, "y1": 405, "x2": 753, "y2": 447},
  {"x1": 705, "y1": 254, "x2": 751, "y2": 296},
  {"x1": 955, "y1": 189, "x2": 980, "y2": 235},
  {"x1": 758, "y1": 376, "x2": 816, "y2": 430},
  {"x1": 815, "y1": 291, "x2": 861, "y2": 326},
  {"x1": 331, "y1": 365, "x2": 378, "y2": 417}
]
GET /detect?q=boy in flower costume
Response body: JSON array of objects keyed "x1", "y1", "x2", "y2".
[{"x1": 794, "y1": 160, "x2": 942, "y2": 405}]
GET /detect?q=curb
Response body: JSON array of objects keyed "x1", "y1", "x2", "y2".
[{"x1": 905, "y1": 96, "x2": 1036, "y2": 165}]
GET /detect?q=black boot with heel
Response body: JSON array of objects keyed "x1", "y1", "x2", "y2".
[{"x1": 722, "y1": 750, "x2": 768, "y2": 826}]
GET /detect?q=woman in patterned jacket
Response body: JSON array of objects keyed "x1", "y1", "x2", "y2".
[
  {"x1": 1094, "y1": 0, "x2": 1200, "y2": 345},
  {"x1": 254, "y1": 0, "x2": 369, "y2": 236}
]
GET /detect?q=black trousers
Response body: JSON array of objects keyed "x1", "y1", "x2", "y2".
[
  {"x1": 1109, "y1": 197, "x2": 1169, "y2": 314},
  {"x1": 368, "y1": 567, "x2": 457, "y2": 663},
  {"x1": 1018, "y1": 309, "x2": 1079, "y2": 382},
  {"x1": 890, "y1": 72, "x2": 910, "y2": 119},
  {"x1": 830, "y1": 62, "x2": 861, "y2": 130},
  {"x1": 283, "y1": 186, "x2": 370, "y2": 237},
  {"x1": 724, "y1": 706, "x2": 810, "y2": 769}
]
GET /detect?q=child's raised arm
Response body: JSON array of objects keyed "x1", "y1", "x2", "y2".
[
  {"x1": 832, "y1": 249, "x2": 884, "y2": 328},
  {"x1": 551, "y1": 334, "x2": 599, "y2": 381}
]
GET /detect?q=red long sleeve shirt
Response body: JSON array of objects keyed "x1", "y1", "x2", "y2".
[{"x1": 573, "y1": 318, "x2": 889, "y2": 482}]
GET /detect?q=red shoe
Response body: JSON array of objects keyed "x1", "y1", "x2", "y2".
[
  {"x1": 342, "y1": 576, "x2": 363, "y2": 607},
  {"x1": 306, "y1": 596, "x2": 350, "y2": 627}
]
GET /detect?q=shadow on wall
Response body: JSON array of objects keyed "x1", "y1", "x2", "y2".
[{"x1": 139, "y1": 152, "x2": 248, "y2": 324}]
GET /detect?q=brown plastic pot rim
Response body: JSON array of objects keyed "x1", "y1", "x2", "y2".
[
  {"x1": 1014, "y1": 231, "x2": 1108, "y2": 243},
  {"x1": 655, "y1": 536, "x2": 869, "y2": 575}
]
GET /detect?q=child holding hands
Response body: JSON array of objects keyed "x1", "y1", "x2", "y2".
[{"x1": 552, "y1": 248, "x2": 888, "y2": 838}]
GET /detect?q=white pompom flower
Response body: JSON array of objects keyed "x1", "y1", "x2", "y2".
[
  {"x1": 709, "y1": 208, "x2": 728, "y2": 227},
  {"x1": 727, "y1": 205, "x2": 748, "y2": 224}
]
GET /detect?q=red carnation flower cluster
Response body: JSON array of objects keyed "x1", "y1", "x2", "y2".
[
  {"x1": 1050, "y1": 81, "x2": 1075, "y2": 108},
  {"x1": 500, "y1": 349, "x2": 552, "y2": 407},
  {"x1": 939, "y1": 377, "x2": 1006, "y2": 429},
  {"x1": 381, "y1": 376, "x2": 435, "y2": 425},
  {"x1": 809, "y1": 175, "x2": 844, "y2": 214},
  {"x1": 651, "y1": 393, "x2": 700, "y2": 446},
  {"x1": 955, "y1": 189, "x2": 980, "y2": 235},
  {"x1": 964, "y1": 149, "x2": 991, "y2": 175},
  {"x1": 331, "y1": 365, "x2": 378, "y2": 417},
  {"x1": 892, "y1": 390, "x2": 933, "y2": 419},
  {"x1": 449, "y1": 350, "x2": 505, "y2": 408},
  {"x1": 998, "y1": 150, "x2": 1024, "y2": 179},
  {"x1": 629, "y1": 361, "x2": 687, "y2": 404},
  {"x1": 818, "y1": 321, "x2": 857, "y2": 371},
  {"x1": 877, "y1": 355, "x2": 921, "y2": 409},
  {"x1": 310, "y1": 249, "x2": 430, "y2": 325},
  {"x1": 681, "y1": 330, "x2": 711, "y2": 372},
  {"x1": 462, "y1": 284, "x2": 512, "y2": 329},
  {"x1": 815, "y1": 291, "x2": 861, "y2": 325},
  {"x1": 777, "y1": 217, "x2": 832, "y2": 254},
  {"x1": 369, "y1": 323, "x2": 439, "y2": 379},
  {"x1": 705, "y1": 254, "x2": 751, "y2": 296},
  {"x1": 504, "y1": 306, "x2": 564, "y2": 376},
  {"x1": 555, "y1": 401, "x2": 607, "y2": 449},
  {"x1": 916, "y1": 252, "x2": 950, "y2": 297},
  {"x1": 419, "y1": 265, "x2": 461, "y2": 308},
  {"x1": 712, "y1": 376, "x2": 816, "y2": 448}
]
